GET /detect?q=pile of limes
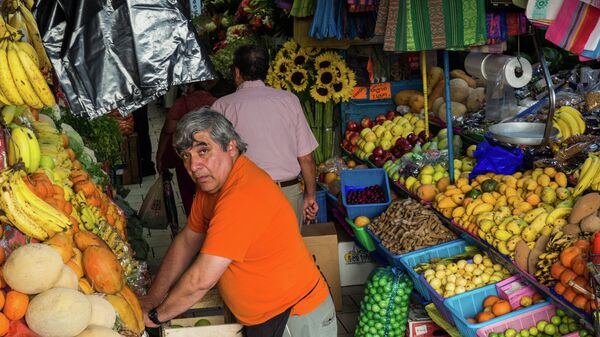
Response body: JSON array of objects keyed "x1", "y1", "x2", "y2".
[{"x1": 488, "y1": 309, "x2": 591, "y2": 337}]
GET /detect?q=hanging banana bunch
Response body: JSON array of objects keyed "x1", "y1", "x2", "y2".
[{"x1": 0, "y1": 10, "x2": 55, "y2": 109}]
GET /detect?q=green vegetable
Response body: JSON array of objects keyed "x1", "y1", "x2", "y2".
[
  {"x1": 466, "y1": 188, "x2": 483, "y2": 199},
  {"x1": 481, "y1": 179, "x2": 499, "y2": 193},
  {"x1": 66, "y1": 131, "x2": 84, "y2": 155}
]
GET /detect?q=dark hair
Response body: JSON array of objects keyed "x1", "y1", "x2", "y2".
[{"x1": 233, "y1": 44, "x2": 269, "y2": 81}]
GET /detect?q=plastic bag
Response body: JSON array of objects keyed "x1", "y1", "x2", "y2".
[
  {"x1": 355, "y1": 267, "x2": 413, "y2": 337},
  {"x1": 139, "y1": 178, "x2": 168, "y2": 229},
  {"x1": 469, "y1": 141, "x2": 524, "y2": 179},
  {"x1": 485, "y1": 70, "x2": 519, "y2": 121}
]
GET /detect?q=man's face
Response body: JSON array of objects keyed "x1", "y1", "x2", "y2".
[{"x1": 180, "y1": 131, "x2": 237, "y2": 194}]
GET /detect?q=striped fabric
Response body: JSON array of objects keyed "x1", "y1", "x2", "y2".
[
  {"x1": 347, "y1": 0, "x2": 377, "y2": 12},
  {"x1": 546, "y1": 0, "x2": 600, "y2": 58},
  {"x1": 382, "y1": 0, "x2": 486, "y2": 52}
]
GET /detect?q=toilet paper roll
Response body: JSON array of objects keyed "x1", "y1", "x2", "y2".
[
  {"x1": 464, "y1": 53, "x2": 492, "y2": 79},
  {"x1": 485, "y1": 55, "x2": 532, "y2": 88}
]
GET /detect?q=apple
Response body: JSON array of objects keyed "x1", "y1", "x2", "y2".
[
  {"x1": 361, "y1": 117, "x2": 374, "y2": 129},
  {"x1": 350, "y1": 133, "x2": 360, "y2": 145},
  {"x1": 368, "y1": 154, "x2": 376, "y2": 162},
  {"x1": 406, "y1": 133, "x2": 419, "y2": 145},
  {"x1": 382, "y1": 131, "x2": 393, "y2": 141},
  {"x1": 342, "y1": 139, "x2": 350, "y2": 149},
  {"x1": 344, "y1": 130, "x2": 353, "y2": 141},
  {"x1": 373, "y1": 157, "x2": 386, "y2": 168},
  {"x1": 395, "y1": 137, "x2": 409, "y2": 148},
  {"x1": 373, "y1": 146, "x2": 384, "y2": 157},
  {"x1": 391, "y1": 125, "x2": 403, "y2": 137},
  {"x1": 364, "y1": 141, "x2": 375, "y2": 153},
  {"x1": 346, "y1": 120, "x2": 360, "y2": 132},
  {"x1": 418, "y1": 130, "x2": 430, "y2": 142},
  {"x1": 375, "y1": 114, "x2": 387, "y2": 124},
  {"x1": 380, "y1": 139, "x2": 392, "y2": 150},
  {"x1": 365, "y1": 131, "x2": 377, "y2": 142},
  {"x1": 386, "y1": 111, "x2": 396, "y2": 120},
  {"x1": 401, "y1": 142, "x2": 413, "y2": 152},
  {"x1": 383, "y1": 151, "x2": 394, "y2": 161},
  {"x1": 392, "y1": 147, "x2": 403, "y2": 158}
]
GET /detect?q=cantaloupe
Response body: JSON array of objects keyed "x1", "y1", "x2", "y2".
[
  {"x1": 26, "y1": 288, "x2": 92, "y2": 337},
  {"x1": 87, "y1": 295, "x2": 116, "y2": 329},
  {"x1": 4, "y1": 244, "x2": 63, "y2": 294},
  {"x1": 76, "y1": 326, "x2": 120, "y2": 337},
  {"x1": 83, "y1": 247, "x2": 123, "y2": 294},
  {"x1": 53, "y1": 266, "x2": 79, "y2": 290}
]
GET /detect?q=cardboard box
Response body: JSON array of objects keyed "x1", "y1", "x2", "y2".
[
  {"x1": 337, "y1": 241, "x2": 376, "y2": 286},
  {"x1": 162, "y1": 324, "x2": 243, "y2": 337},
  {"x1": 302, "y1": 222, "x2": 342, "y2": 311}
]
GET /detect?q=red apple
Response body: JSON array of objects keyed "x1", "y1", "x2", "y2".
[
  {"x1": 346, "y1": 120, "x2": 360, "y2": 132},
  {"x1": 373, "y1": 146, "x2": 384, "y2": 157},
  {"x1": 350, "y1": 133, "x2": 360, "y2": 145},
  {"x1": 386, "y1": 111, "x2": 396, "y2": 120},
  {"x1": 395, "y1": 137, "x2": 409, "y2": 148},
  {"x1": 373, "y1": 157, "x2": 386, "y2": 168},
  {"x1": 368, "y1": 154, "x2": 376, "y2": 162},
  {"x1": 342, "y1": 139, "x2": 350, "y2": 149},
  {"x1": 375, "y1": 114, "x2": 387, "y2": 124},
  {"x1": 406, "y1": 133, "x2": 419, "y2": 145},
  {"x1": 361, "y1": 117, "x2": 373, "y2": 128},
  {"x1": 344, "y1": 130, "x2": 353, "y2": 141}
]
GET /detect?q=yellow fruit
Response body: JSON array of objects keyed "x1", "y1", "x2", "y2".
[
  {"x1": 525, "y1": 179, "x2": 538, "y2": 191},
  {"x1": 481, "y1": 193, "x2": 496, "y2": 205},
  {"x1": 473, "y1": 203, "x2": 494, "y2": 216},
  {"x1": 555, "y1": 172, "x2": 567, "y2": 188},
  {"x1": 537, "y1": 174, "x2": 551, "y2": 187},
  {"x1": 451, "y1": 194, "x2": 465, "y2": 205},
  {"x1": 543, "y1": 167, "x2": 556, "y2": 178},
  {"x1": 354, "y1": 216, "x2": 370, "y2": 227},
  {"x1": 460, "y1": 184, "x2": 472, "y2": 193},
  {"x1": 505, "y1": 187, "x2": 518, "y2": 197},
  {"x1": 452, "y1": 207, "x2": 465, "y2": 218},
  {"x1": 437, "y1": 197, "x2": 458, "y2": 209}
]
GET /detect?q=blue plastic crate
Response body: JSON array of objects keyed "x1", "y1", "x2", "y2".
[
  {"x1": 340, "y1": 168, "x2": 391, "y2": 220},
  {"x1": 341, "y1": 80, "x2": 423, "y2": 134},
  {"x1": 316, "y1": 190, "x2": 327, "y2": 223},
  {"x1": 397, "y1": 239, "x2": 468, "y2": 301},
  {"x1": 445, "y1": 284, "x2": 549, "y2": 337}
]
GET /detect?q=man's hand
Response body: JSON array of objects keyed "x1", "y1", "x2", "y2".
[
  {"x1": 156, "y1": 152, "x2": 164, "y2": 173},
  {"x1": 144, "y1": 313, "x2": 159, "y2": 328},
  {"x1": 140, "y1": 295, "x2": 161, "y2": 328},
  {"x1": 303, "y1": 195, "x2": 319, "y2": 223}
]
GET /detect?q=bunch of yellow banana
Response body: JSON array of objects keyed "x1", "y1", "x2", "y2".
[
  {"x1": 552, "y1": 106, "x2": 586, "y2": 140},
  {"x1": 6, "y1": 124, "x2": 40, "y2": 173},
  {"x1": 92, "y1": 221, "x2": 141, "y2": 285},
  {"x1": 534, "y1": 231, "x2": 575, "y2": 286},
  {"x1": 572, "y1": 152, "x2": 600, "y2": 197},
  {"x1": 1, "y1": 0, "x2": 51, "y2": 73},
  {"x1": 79, "y1": 204, "x2": 103, "y2": 231},
  {"x1": 0, "y1": 15, "x2": 55, "y2": 109},
  {"x1": 0, "y1": 169, "x2": 71, "y2": 240}
]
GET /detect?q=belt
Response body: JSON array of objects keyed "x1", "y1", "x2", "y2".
[{"x1": 275, "y1": 177, "x2": 300, "y2": 188}]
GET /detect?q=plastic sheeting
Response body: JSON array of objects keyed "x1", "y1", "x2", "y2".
[{"x1": 36, "y1": 0, "x2": 216, "y2": 119}]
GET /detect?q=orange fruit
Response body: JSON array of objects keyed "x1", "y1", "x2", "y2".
[
  {"x1": 3, "y1": 291, "x2": 28, "y2": 321},
  {"x1": 563, "y1": 288, "x2": 577, "y2": 303},
  {"x1": 0, "y1": 313, "x2": 8, "y2": 336},
  {"x1": 554, "y1": 283, "x2": 567, "y2": 295},
  {"x1": 492, "y1": 300, "x2": 512, "y2": 316},
  {"x1": 550, "y1": 262, "x2": 566, "y2": 280},
  {"x1": 476, "y1": 312, "x2": 496, "y2": 323},
  {"x1": 482, "y1": 295, "x2": 501, "y2": 308},
  {"x1": 417, "y1": 184, "x2": 437, "y2": 202}
]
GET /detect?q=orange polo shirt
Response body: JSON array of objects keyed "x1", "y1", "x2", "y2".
[{"x1": 187, "y1": 155, "x2": 328, "y2": 325}]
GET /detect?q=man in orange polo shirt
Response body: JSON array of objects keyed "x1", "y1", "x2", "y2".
[{"x1": 140, "y1": 109, "x2": 336, "y2": 337}]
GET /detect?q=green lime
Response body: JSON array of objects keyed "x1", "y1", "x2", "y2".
[
  {"x1": 520, "y1": 329, "x2": 530, "y2": 337},
  {"x1": 536, "y1": 321, "x2": 547, "y2": 332},
  {"x1": 194, "y1": 319, "x2": 211, "y2": 327},
  {"x1": 543, "y1": 324, "x2": 556, "y2": 335},
  {"x1": 529, "y1": 327, "x2": 539, "y2": 336},
  {"x1": 371, "y1": 304, "x2": 380, "y2": 313},
  {"x1": 550, "y1": 316, "x2": 561, "y2": 326},
  {"x1": 499, "y1": 333, "x2": 506, "y2": 337},
  {"x1": 505, "y1": 328, "x2": 518, "y2": 337},
  {"x1": 489, "y1": 333, "x2": 499, "y2": 337},
  {"x1": 579, "y1": 329, "x2": 590, "y2": 337},
  {"x1": 555, "y1": 309, "x2": 565, "y2": 317},
  {"x1": 558, "y1": 324, "x2": 570, "y2": 335},
  {"x1": 516, "y1": 333, "x2": 522, "y2": 337},
  {"x1": 569, "y1": 323, "x2": 578, "y2": 332}
]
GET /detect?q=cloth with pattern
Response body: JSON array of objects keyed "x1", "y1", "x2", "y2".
[
  {"x1": 383, "y1": 0, "x2": 486, "y2": 52},
  {"x1": 546, "y1": 0, "x2": 600, "y2": 59},
  {"x1": 291, "y1": 0, "x2": 316, "y2": 17}
]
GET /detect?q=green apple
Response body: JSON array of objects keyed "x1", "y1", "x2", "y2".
[
  {"x1": 391, "y1": 125, "x2": 403, "y2": 136},
  {"x1": 453, "y1": 159, "x2": 462, "y2": 170},
  {"x1": 380, "y1": 139, "x2": 392, "y2": 150},
  {"x1": 364, "y1": 142, "x2": 375, "y2": 153},
  {"x1": 382, "y1": 131, "x2": 393, "y2": 140},
  {"x1": 433, "y1": 171, "x2": 444, "y2": 182},
  {"x1": 434, "y1": 163, "x2": 445, "y2": 172},
  {"x1": 39, "y1": 155, "x2": 55, "y2": 170},
  {"x1": 467, "y1": 144, "x2": 477, "y2": 158},
  {"x1": 438, "y1": 138, "x2": 448, "y2": 150},
  {"x1": 360, "y1": 128, "x2": 372, "y2": 137},
  {"x1": 374, "y1": 127, "x2": 385, "y2": 138},
  {"x1": 421, "y1": 165, "x2": 435, "y2": 175},
  {"x1": 364, "y1": 132, "x2": 377, "y2": 142}
]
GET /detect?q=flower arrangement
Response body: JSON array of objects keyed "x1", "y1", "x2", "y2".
[{"x1": 265, "y1": 40, "x2": 356, "y2": 164}]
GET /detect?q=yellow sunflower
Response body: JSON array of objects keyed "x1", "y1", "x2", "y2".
[
  {"x1": 282, "y1": 40, "x2": 299, "y2": 57},
  {"x1": 291, "y1": 48, "x2": 309, "y2": 67},
  {"x1": 316, "y1": 67, "x2": 335, "y2": 87},
  {"x1": 331, "y1": 78, "x2": 352, "y2": 103},
  {"x1": 274, "y1": 57, "x2": 293, "y2": 76},
  {"x1": 286, "y1": 67, "x2": 309, "y2": 92},
  {"x1": 344, "y1": 67, "x2": 357, "y2": 89},
  {"x1": 303, "y1": 47, "x2": 321, "y2": 56},
  {"x1": 314, "y1": 52, "x2": 342, "y2": 70},
  {"x1": 310, "y1": 84, "x2": 332, "y2": 103}
]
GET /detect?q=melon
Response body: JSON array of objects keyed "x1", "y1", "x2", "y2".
[
  {"x1": 4, "y1": 243, "x2": 63, "y2": 294},
  {"x1": 83, "y1": 246, "x2": 123, "y2": 294},
  {"x1": 76, "y1": 326, "x2": 120, "y2": 337},
  {"x1": 87, "y1": 295, "x2": 116, "y2": 328},
  {"x1": 26, "y1": 288, "x2": 92, "y2": 337},
  {"x1": 53, "y1": 266, "x2": 79, "y2": 290}
]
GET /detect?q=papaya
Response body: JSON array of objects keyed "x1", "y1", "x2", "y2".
[
  {"x1": 83, "y1": 246, "x2": 123, "y2": 294},
  {"x1": 75, "y1": 230, "x2": 108, "y2": 251},
  {"x1": 44, "y1": 231, "x2": 74, "y2": 263}
]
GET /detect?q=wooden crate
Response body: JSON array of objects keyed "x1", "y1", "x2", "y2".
[
  {"x1": 121, "y1": 132, "x2": 141, "y2": 185},
  {"x1": 161, "y1": 289, "x2": 240, "y2": 337}
]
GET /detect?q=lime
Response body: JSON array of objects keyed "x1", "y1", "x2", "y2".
[
  {"x1": 555, "y1": 309, "x2": 565, "y2": 317},
  {"x1": 543, "y1": 324, "x2": 556, "y2": 335},
  {"x1": 569, "y1": 323, "x2": 578, "y2": 332},
  {"x1": 489, "y1": 333, "x2": 499, "y2": 337},
  {"x1": 194, "y1": 319, "x2": 211, "y2": 327},
  {"x1": 558, "y1": 324, "x2": 570, "y2": 335},
  {"x1": 579, "y1": 329, "x2": 590, "y2": 337},
  {"x1": 499, "y1": 333, "x2": 506, "y2": 337},
  {"x1": 506, "y1": 328, "x2": 518, "y2": 337},
  {"x1": 550, "y1": 316, "x2": 561, "y2": 326},
  {"x1": 371, "y1": 304, "x2": 380, "y2": 313},
  {"x1": 529, "y1": 327, "x2": 539, "y2": 336},
  {"x1": 536, "y1": 321, "x2": 547, "y2": 332},
  {"x1": 520, "y1": 329, "x2": 530, "y2": 337}
]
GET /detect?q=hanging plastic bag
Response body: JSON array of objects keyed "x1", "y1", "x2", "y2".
[
  {"x1": 139, "y1": 177, "x2": 168, "y2": 230},
  {"x1": 355, "y1": 267, "x2": 413, "y2": 337},
  {"x1": 469, "y1": 141, "x2": 524, "y2": 179}
]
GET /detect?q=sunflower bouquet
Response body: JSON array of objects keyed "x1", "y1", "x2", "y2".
[{"x1": 265, "y1": 40, "x2": 356, "y2": 164}]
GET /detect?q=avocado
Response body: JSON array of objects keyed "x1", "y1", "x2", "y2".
[
  {"x1": 466, "y1": 188, "x2": 483, "y2": 199},
  {"x1": 481, "y1": 179, "x2": 498, "y2": 192}
]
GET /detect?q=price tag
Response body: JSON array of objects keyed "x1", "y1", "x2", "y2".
[
  {"x1": 369, "y1": 82, "x2": 391, "y2": 100},
  {"x1": 351, "y1": 87, "x2": 367, "y2": 100}
]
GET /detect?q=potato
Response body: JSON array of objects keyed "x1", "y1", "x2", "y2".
[
  {"x1": 569, "y1": 192, "x2": 600, "y2": 225},
  {"x1": 466, "y1": 87, "x2": 485, "y2": 112},
  {"x1": 409, "y1": 94, "x2": 424, "y2": 113},
  {"x1": 450, "y1": 69, "x2": 477, "y2": 88},
  {"x1": 432, "y1": 97, "x2": 445, "y2": 114},
  {"x1": 437, "y1": 102, "x2": 467, "y2": 122},
  {"x1": 445, "y1": 78, "x2": 470, "y2": 103},
  {"x1": 394, "y1": 90, "x2": 421, "y2": 106},
  {"x1": 427, "y1": 67, "x2": 444, "y2": 93},
  {"x1": 580, "y1": 214, "x2": 600, "y2": 233}
]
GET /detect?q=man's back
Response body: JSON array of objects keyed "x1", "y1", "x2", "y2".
[{"x1": 212, "y1": 80, "x2": 317, "y2": 181}]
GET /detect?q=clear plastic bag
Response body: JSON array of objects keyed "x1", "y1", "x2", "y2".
[{"x1": 355, "y1": 267, "x2": 413, "y2": 337}]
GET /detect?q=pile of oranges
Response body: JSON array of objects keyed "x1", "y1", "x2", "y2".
[{"x1": 468, "y1": 294, "x2": 543, "y2": 324}]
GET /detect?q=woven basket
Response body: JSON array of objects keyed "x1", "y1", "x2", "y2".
[{"x1": 110, "y1": 111, "x2": 135, "y2": 136}]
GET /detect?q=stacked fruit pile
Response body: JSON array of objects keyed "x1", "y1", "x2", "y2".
[
  {"x1": 551, "y1": 106, "x2": 586, "y2": 141},
  {"x1": 346, "y1": 185, "x2": 386, "y2": 205}
]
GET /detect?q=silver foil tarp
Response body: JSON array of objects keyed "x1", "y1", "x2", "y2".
[{"x1": 37, "y1": 0, "x2": 216, "y2": 119}]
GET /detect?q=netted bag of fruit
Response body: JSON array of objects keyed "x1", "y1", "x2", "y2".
[{"x1": 355, "y1": 267, "x2": 413, "y2": 337}]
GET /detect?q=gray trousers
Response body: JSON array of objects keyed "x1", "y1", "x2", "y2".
[
  {"x1": 282, "y1": 295, "x2": 337, "y2": 337},
  {"x1": 280, "y1": 183, "x2": 303, "y2": 228}
]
